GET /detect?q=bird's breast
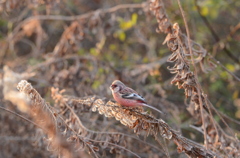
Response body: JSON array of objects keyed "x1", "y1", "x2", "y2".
[{"x1": 113, "y1": 92, "x2": 142, "y2": 107}]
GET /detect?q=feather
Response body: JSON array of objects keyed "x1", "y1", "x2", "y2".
[
  {"x1": 142, "y1": 103, "x2": 165, "y2": 115},
  {"x1": 121, "y1": 93, "x2": 146, "y2": 102}
]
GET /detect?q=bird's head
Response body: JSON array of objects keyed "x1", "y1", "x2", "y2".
[{"x1": 110, "y1": 80, "x2": 125, "y2": 93}]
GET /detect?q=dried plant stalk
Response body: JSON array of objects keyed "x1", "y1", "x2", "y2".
[
  {"x1": 72, "y1": 96, "x2": 216, "y2": 158},
  {"x1": 149, "y1": 0, "x2": 240, "y2": 157},
  {"x1": 16, "y1": 80, "x2": 85, "y2": 158}
]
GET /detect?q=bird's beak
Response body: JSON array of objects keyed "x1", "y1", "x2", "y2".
[{"x1": 109, "y1": 85, "x2": 112, "y2": 90}]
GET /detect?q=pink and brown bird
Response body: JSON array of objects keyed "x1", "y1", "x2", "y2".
[{"x1": 110, "y1": 80, "x2": 164, "y2": 115}]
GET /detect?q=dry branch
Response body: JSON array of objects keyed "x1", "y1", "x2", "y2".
[
  {"x1": 16, "y1": 80, "x2": 96, "y2": 158},
  {"x1": 1, "y1": 0, "x2": 239, "y2": 157},
  {"x1": 149, "y1": 0, "x2": 240, "y2": 157},
  {"x1": 7, "y1": 3, "x2": 145, "y2": 43},
  {"x1": 69, "y1": 96, "x2": 217, "y2": 158}
]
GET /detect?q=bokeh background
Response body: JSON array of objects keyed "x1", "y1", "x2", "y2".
[{"x1": 0, "y1": 0, "x2": 240, "y2": 157}]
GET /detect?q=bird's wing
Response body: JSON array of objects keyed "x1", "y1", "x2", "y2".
[
  {"x1": 120, "y1": 87, "x2": 146, "y2": 102},
  {"x1": 120, "y1": 87, "x2": 137, "y2": 94}
]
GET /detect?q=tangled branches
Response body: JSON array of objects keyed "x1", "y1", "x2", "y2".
[
  {"x1": 149, "y1": 0, "x2": 240, "y2": 157},
  {"x1": 1, "y1": 0, "x2": 239, "y2": 157},
  {"x1": 65, "y1": 90, "x2": 216, "y2": 157},
  {"x1": 14, "y1": 80, "x2": 216, "y2": 157},
  {"x1": 16, "y1": 80, "x2": 98, "y2": 158}
]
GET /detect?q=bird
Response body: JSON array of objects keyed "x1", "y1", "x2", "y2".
[{"x1": 109, "y1": 80, "x2": 164, "y2": 115}]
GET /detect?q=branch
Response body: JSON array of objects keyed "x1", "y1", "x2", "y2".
[
  {"x1": 72, "y1": 96, "x2": 217, "y2": 158},
  {"x1": 9, "y1": 3, "x2": 145, "y2": 41},
  {"x1": 149, "y1": 0, "x2": 240, "y2": 157},
  {"x1": 194, "y1": 0, "x2": 240, "y2": 64},
  {"x1": 16, "y1": 80, "x2": 97, "y2": 158}
]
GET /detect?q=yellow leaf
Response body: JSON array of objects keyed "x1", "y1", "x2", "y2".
[
  {"x1": 109, "y1": 44, "x2": 117, "y2": 51},
  {"x1": 131, "y1": 13, "x2": 138, "y2": 25},
  {"x1": 119, "y1": 31, "x2": 126, "y2": 41},
  {"x1": 233, "y1": 90, "x2": 239, "y2": 100},
  {"x1": 90, "y1": 48, "x2": 98, "y2": 56},
  {"x1": 119, "y1": 13, "x2": 138, "y2": 30},
  {"x1": 220, "y1": 71, "x2": 228, "y2": 79},
  {"x1": 201, "y1": 7, "x2": 209, "y2": 16},
  {"x1": 226, "y1": 64, "x2": 235, "y2": 72},
  {"x1": 120, "y1": 21, "x2": 133, "y2": 30}
]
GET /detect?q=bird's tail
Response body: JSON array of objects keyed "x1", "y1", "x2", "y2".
[{"x1": 142, "y1": 103, "x2": 165, "y2": 115}]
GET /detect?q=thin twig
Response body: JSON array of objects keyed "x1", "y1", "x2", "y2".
[
  {"x1": 194, "y1": 0, "x2": 240, "y2": 65},
  {"x1": 9, "y1": 3, "x2": 145, "y2": 42},
  {"x1": 0, "y1": 106, "x2": 42, "y2": 129},
  {"x1": 209, "y1": 55, "x2": 240, "y2": 82},
  {"x1": 63, "y1": 101, "x2": 162, "y2": 152},
  {"x1": 85, "y1": 138, "x2": 141, "y2": 158},
  {"x1": 176, "y1": 0, "x2": 208, "y2": 149}
]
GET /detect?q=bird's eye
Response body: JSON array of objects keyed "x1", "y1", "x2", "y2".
[{"x1": 111, "y1": 84, "x2": 117, "y2": 88}]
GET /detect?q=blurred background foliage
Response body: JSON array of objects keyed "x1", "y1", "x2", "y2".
[{"x1": 0, "y1": 0, "x2": 240, "y2": 157}]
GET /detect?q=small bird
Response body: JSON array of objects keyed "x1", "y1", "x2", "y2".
[{"x1": 110, "y1": 80, "x2": 164, "y2": 115}]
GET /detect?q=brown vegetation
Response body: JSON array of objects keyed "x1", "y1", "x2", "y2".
[{"x1": 1, "y1": 0, "x2": 240, "y2": 157}]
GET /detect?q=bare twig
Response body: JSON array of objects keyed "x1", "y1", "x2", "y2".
[
  {"x1": 176, "y1": 0, "x2": 208, "y2": 149},
  {"x1": 149, "y1": 0, "x2": 240, "y2": 157},
  {"x1": 74, "y1": 96, "x2": 217, "y2": 158},
  {"x1": 16, "y1": 80, "x2": 88, "y2": 158},
  {"x1": 0, "y1": 106, "x2": 41, "y2": 129},
  {"x1": 209, "y1": 55, "x2": 240, "y2": 82},
  {"x1": 9, "y1": 3, "x2": 145, "y2": 41},
  {"x1": 194, "y1": 0, "x2": 240, "y2": 65}
]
